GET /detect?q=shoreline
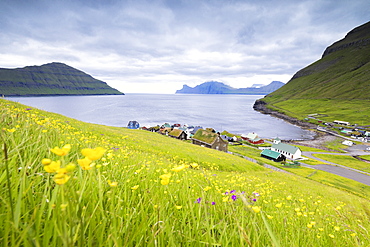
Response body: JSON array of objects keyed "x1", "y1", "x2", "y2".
[
  {"x1": 253, "y1": 99, "x2": 317, "y2": 130},
  {"x1": 252, "y1": 99, "x2": 336, "y2": 147}
]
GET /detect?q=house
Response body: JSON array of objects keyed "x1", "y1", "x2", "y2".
[
  {"x1": 247, "y1": 138, "x2": 264, "y2": 145},
  {"x1": 241, "y1": 132, "x2": 258, "y2": 140},
  {"x1": 220, "y1": 135, "x2": 238, "y2": 142},
  {"x1": 342, "y1": 140, "x2": 354, "y2": 146},
  {"x1": 192, "y1": 128, "x2": 228, "y2": 152},
  {"x1": 260, "y1": 149, "x2": 286, "y2": 162},
  {"x1": 161, "y1": 123, "x2": 172, "y2": 128},
  {"x1": 160, "y1": 127, "x2": 172, "y2": 135},
  {"x1": 273, "y1": 137, "x2": 281, "y2": 144},
  {"x1": 190, "y1": 126, "x2": 203, "y2": 135},
  {"x1": 127, "y1": 121, "x2": 140, "y2": 129},
  {"x1": 271, "y1": 142, "x2": 301, "y2": 160},
  {"x1": 241, "y1": 132, "x2": 264, "y2": 145},
  {"x1": 168, "y1": 129, "x2": 187, "y2": 140},
  {"x1": 334, "y1": 120, "x2": 350, "y2": 126}
]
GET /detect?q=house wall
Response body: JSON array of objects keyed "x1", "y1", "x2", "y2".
[
  {"x1": 271, "y1": 147, "x2": 301, "y2": 160},
  {"x1": 211, "y1": 137, "x2": 228, "y2": 152}
]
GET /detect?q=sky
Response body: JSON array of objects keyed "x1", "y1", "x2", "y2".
[{"x1": 0, "y1": 0, "x2": 369, "y2": 94}]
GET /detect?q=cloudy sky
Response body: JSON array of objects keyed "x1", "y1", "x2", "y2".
[{"x1": 0, "y1": 0, "x2": 368, "y2": 94}]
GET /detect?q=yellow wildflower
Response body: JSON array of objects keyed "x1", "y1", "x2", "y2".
[
  {"x1": 44, "y1": 160, "x2": 61, "y2": 173},
  {"x1": 329, "y1": 234, "x2": 335, "y2": 238},
  {"x1": 286, "y1": 195, "x2": 292, "y2": 200},
  {"x1": 175, "y1": 205, "x2": 182, "y2": 210},
  {"x1": 267, "y1": 215, "x2": 274, "y2": 219},
  {"x1": 53, "y1": 173, "x2": 70, "y2": 185},
  {"x1": 50, "y1": 144, "x2": 71, "y2": 156},
  {"x1": 171, "y1": 164, "x2": 187, "y2": 172},
  {"x1": 131, "y1": 185, "x2": 139, "y2": 190},
  {"x1": 78, "y1": 157, "x2": 93, "y2": 170},
  {"x1": 275, "y1": 203, "x2": 282, "y2": 208},
  {"x1": 160, "y1": 179, "x2": 170, "y2": 185},
  {"x1": 42, "y1": 158, "x2": 52, "y2": 165},
  {"x1": 108, "y1": 180, "x2": 118, "y2": 187},
  {"x1": 334, "y1": 226, "x2": 340, "y2": 231},
  {"x1": 190, "y1": 163, "x2": 199, "y2": 168},
  {"x1": 252, "y1": 206, "x2": 261, "y2": 213},
  {"x1": 81, "y1": 147, "x2": 106, "y2": 160}
]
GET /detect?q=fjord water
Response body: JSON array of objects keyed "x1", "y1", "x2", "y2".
[{"x1": 7, "y1": 94, "x2": 314, "y2": 140}]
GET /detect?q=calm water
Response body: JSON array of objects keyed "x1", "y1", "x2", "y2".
[{"x1": 7, "y1": 94, "x2": 314, "y2": 140}]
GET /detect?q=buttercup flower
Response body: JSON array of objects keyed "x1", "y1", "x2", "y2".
[
  {"x1": 81, "y1": 147, "x2": 106, "y2": 160},
  {"x1": 131, "y1": 185, "x2": 139, "y2": 190},
  {"x1": 42, "y1": 158, "x2": 52, "y2": 165},
  {"x1": 53, "y1": 173, "x2": 70, "y2": 185},
  {"x1": 44, "y1": 160, "x2": 61, "y2": 173},
  {"x1": 252, "y1": 206, "x2": 261, "y2": 213},
  {"x1": 108, "y1": 180, "x2": 118, "y2": 187},
  {"x1": 78, "y1": 157, "x2": 93, "y2": 170},
  {"x1": 50, "y1": 144, "x2": 71, "y2": 156},
  {"x1": 171, "y1": 164, "x2": 187, "y2": 172}
]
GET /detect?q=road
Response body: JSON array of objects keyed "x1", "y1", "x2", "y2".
[{"x1": 301, "y1": 149, "x2": 370, "y2": 186}]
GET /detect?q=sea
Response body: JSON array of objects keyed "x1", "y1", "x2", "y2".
[{"x1": 6, "y1": 94, "x2": 314, "y2": 140}]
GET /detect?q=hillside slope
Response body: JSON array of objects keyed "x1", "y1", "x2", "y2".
[
  {"x1": 256, "y1": 21, "x2": 370, "y2": 124},
  {"x1": 176, "y1": 81, "x2": 284, "y2": 94},
  {"x1": 0, "y1": 62, "x2": 124, "y2": 96},
  {"x1": 1, "y1": 98, "x2": 370, "y2": 246}
]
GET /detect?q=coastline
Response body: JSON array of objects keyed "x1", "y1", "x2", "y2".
[{"x1": 253, "y1": 99, "x2": 317, "y2": 130}]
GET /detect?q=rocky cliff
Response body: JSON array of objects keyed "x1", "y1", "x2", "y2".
[{"x1": 0, "y1": 62, "x2": 124, "y2": 96}]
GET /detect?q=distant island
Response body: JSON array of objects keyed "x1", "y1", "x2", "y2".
[
  {"x1": 176, "y1": 81, "x2": 284, "y2": 94},
  {"x1": 0, "y1": 62, "x2": 124, "y2": 97}
]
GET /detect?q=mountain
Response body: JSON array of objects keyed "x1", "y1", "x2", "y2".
[
  {"x1": 176, "y1": 81, "x2": 284, "y2": 94},
  {"x1": 0, "y1": 62, "x2": 124, "y2": 96},
  {"x1": 254, "y1": 21, "x2": 370, "y2": 125}
]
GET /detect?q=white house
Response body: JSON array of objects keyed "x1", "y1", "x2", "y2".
[
  {"x1": 342, "y1": 140, "x2": 354, "y2": 146},
  {"x1": 271, "y1": 142, "x2": 302, "y2": 160}
]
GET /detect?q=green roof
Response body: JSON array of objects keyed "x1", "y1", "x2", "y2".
[
  {"x1": 192, "y1": 129, "x2": 218, "y2": 144},
  {"x1": 272, "y1": 143, "x2": 299, "y2": 154},
  {"x1": 169, "y1": 129, "x2": 183, "y2": 137},
  {"x1": 261, "y1": 149, "x2": 281, "y2": 159}
]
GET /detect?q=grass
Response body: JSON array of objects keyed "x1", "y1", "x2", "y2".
[
  {"x1": 1, "y1": 99, "x2": 370, "y2": 246},
  {"x1": 301, "y1": 158, "x2": 329, "y2": 166},
  {"x1": 321, "y1": 137, "x2": 348, "y2": 153},
  {"x1": 312, "y1": 154, "x2": 370, "y2": 173},
  {"x1": 359, "y1": 155, "x2": 370, "y2": 161}
]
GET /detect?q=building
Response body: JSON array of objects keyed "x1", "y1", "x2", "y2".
[
  {"x1": 192, "y1": 128, "x2": 228, "y2": 152},
  {"x1": 127, "y1": 121, "x2": 140, "y2": 129},
  {"x1": 241, "y1": 132, "x2": 264, "y2": 145},
  {"x1": 334, "y1": 120, "x2": 350, "y2": 126},
  {"x1": 271, "y1": 142, "x2": 301, "y2": 160},
  {"x1": 168, "y1": 129, "x2": 187, "y2": 140},
  {"x1": 260, "y1": 149, "x2": 286, "y2": 162}
]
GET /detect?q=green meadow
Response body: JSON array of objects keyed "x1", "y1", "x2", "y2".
[{"x1": 1, "y1": 99, "x2": 370, "y2": 246}]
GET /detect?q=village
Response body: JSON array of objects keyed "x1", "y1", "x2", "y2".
[{"x1": 126, "y1": 120, "x2": 304, "y2": 164}]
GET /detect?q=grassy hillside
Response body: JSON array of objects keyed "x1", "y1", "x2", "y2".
[
  {"x1": 0, "y1": 62, "x2": 123, "y2": 96},
  {"x1": 261, "y1": 21, "x2": 370, "y2": 124},
  {"x1": 1, "y1": 99, "x2": 369, "y2": 246}
]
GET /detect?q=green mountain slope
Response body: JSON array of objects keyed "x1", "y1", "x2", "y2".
[
  {"x1": 0, "y1": 62, "x2": 124, "y2": 96},
  {"x1": 257, "y1": 21, "x2": 370, "y2": 124}
]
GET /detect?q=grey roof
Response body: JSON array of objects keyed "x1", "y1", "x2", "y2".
[{"x1": 272, "y1": 143, "x2": 299, "y2": 154}]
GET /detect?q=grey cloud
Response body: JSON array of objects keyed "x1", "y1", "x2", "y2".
[{"x1": 0, "y1": 0, "x2": 369, "y2": 93}]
